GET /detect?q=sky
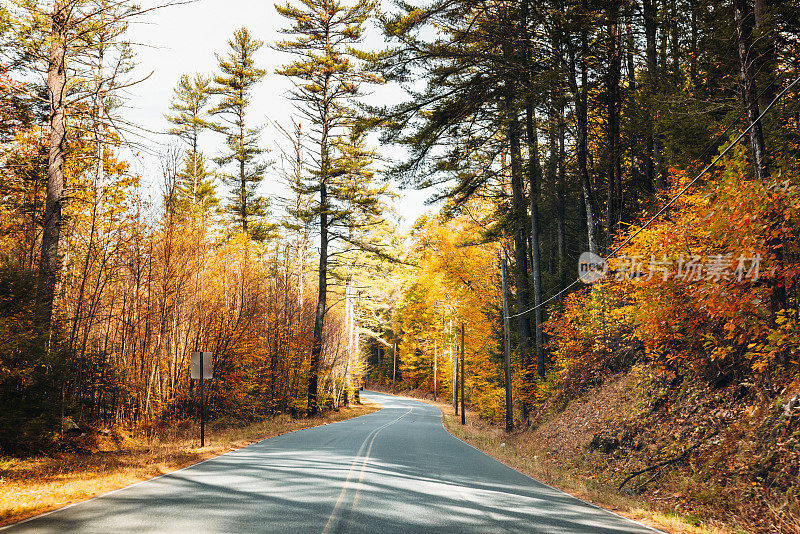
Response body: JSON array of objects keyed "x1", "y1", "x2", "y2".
[{"x1": 121, "y1": 0, "x2": 436, "y2": 230}]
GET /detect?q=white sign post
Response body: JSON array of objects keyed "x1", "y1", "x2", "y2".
[{"x1": 190, "y1": 352, "x2": 213, "y2": 446}]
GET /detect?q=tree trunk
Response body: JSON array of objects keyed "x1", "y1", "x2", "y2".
[
  {"x1": 568, "y1": 28, "x2": 598, "y2": 254},
  {"x1": 557, "y1": 107, "x2": 567, "y2": 288},
  {"x1": 605, "y1": 5, "x2": 622, "y2": 249},
  {"x1": 507, "y1": 97, "x2": 534, "y2": 406},
  {"x1": 643, "y1": 0, "x2": 665, "y2": 190},
  {"x1": 38, "y1": 0, "x2": 69, "y2": 329},
  {"x1": 734, "y1": 0, "x2": 768, "y2": 182},
  {"x1": 525, "y1": 101, "x2": 545, "y2": 379},
  {"x1": 508, "y1": 112, "x2": 531, "y2": 356},
  {"x1": 733, "y1": 0, "x2": 785, "y2": 314},
  {"x1": 240, "y1": 105, "x2": 247, "y2": 233},
  {"x1": 522, "y1": 0, "x2": 545, "y2": 379},
  {"x1": 309, "y1": 165, "x2": 328, "y2": 416}
]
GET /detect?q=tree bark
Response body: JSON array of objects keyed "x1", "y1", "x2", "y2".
[
  {"x1": 240, "y1": 98, "x2": 247, "y2": 234},
  {"x1": 525, "y1": 102, "x2": 545, "y2": 379},
  {"x1": 734, "y1": 0, "x2": 768, "y2": 182},
  {"x1": 557, "y1": 107, "x2": 567, "y2": 287},
  {"x1": 309, "y1": 196, "x2": 325, "y2": 414},
  {"x1": 522, "y1": 0, "x2": 544, "y2": 379},
  {"x1": 643, "y1": 0, "x2": 665, "y2": 190},
  {"x1": 568, "y1": 28, "x2": 598, "y2": 254},
  {"x1": 38, "y1": 0, "x2": 69, "y2": 329},
  {"x1": 605, "y1": 4, "x2": 622, "y2": 249},
  {"x1": 507, "y1": 102, "x2": 533, "y2": 377}
]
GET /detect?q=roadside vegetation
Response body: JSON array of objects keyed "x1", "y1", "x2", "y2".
[
  {"x1": 359, "y1": 1, "x2": 800, "y2": 532},
  {"x1": 0, "y1": 0, "x2": 395, "y2": 458}
]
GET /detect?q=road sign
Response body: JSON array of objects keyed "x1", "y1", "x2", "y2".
[
  {"x1": 190, "y1": 352, "x2": 212, "y2": 447},
  {"x1": 191, "y1": 352, "x2": 213, "y2": 379}
]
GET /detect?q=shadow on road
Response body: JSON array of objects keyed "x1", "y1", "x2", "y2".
[{"x1": 2, "y1": 391, "x2": 661, "y2": 534}]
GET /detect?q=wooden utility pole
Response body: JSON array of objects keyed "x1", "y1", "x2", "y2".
[
  {"x1": 199, "y1": 351, "x2": 205, "y2": 447},
  {"x1": 501, "y1": 257, "x2": 514, "y2": 432},
  {"x1": 392, "y1": 342, "x2": 397, "y2": 393},
  {"x1": 433, "y1": 339, "x2": 437, "y2": 401},
  {"x1": 345, "y1": 278, "x2": 353, "y2": 401},
  {"x1": 460, "y1": 323, "x2": 465, "y2": 425},
  {"x1": 451, "y1": 319, "x2": 457, "y2": 413}
]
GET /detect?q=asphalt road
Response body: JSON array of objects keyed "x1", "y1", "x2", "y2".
[{"x1": 3, "y1": 392, "x2": 662, "y2": 533}]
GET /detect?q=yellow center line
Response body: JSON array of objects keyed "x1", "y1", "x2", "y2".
[{"x1": 322, "y1": 408, "x2": 412, "y2": 534}]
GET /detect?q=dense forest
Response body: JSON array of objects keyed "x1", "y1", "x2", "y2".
[
  {"x1": 2, "y1": 0, "x2": 800, "y2": 530},
  {"x1": 0, "y1": 0, "x2": 400, "y2": 451}
]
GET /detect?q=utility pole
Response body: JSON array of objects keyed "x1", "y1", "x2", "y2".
[
  {"x1": 501, "y1": 257, "x2": 514, "y2": 432},
  {"x1": 452, "y1": 319, "x2": 458, "y2": 414},
  {"x1": 345, "y1": 277, "x2": 353, "y2": 401},
  {"x1": 433, "y1": 339, "x2": 437, "y2": 402},
  {"x1": 393, "y1": 342, "x2": 397, "y2": 393},
  {"x1": 200, "y1": 351, "x2": 205, "y2": 446},
  {"x1": 460, "y1": 323, "x2": 465, "y2": 425}
]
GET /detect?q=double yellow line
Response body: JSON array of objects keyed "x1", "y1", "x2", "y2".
[{"x1": 322, "y1": 408, "x2": 413, "y2": 534}]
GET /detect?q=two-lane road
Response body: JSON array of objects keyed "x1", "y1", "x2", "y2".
[{"x1": 3, "y1": 392, "x2": 662, "y2": 533}]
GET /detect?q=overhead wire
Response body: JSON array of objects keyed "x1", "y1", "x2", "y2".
[{"x1": 506, "y1": 73, "x2": 800, "y2": 320}]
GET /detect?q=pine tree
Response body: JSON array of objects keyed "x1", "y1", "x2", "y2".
[
  {"x1": 275, "y1": 0, "x2": 384, "y2": 414},
  {"x1": 211, "y1": 27, "x2": 269, "y2": 238},
  {"x1": 166, "y1": 74, "x2": 217, "y2": 213}
]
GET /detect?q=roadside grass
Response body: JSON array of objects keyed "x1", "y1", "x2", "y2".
[{"x1": 0, "y1": 401, "x2": 380, "y2": 528}]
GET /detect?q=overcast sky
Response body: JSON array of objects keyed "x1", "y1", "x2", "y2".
[{"x1": 122, "y1": 0, "x2": 436, "y2": 229}]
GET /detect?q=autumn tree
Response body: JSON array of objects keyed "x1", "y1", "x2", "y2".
[
  {"x1": 374, "y1": 1, "x2": 544, "y2": 388},
  {"x1": 4, "y1": 0, "x2": 150, "y2": 328}
]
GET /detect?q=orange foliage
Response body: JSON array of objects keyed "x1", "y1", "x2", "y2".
[
  {"x1": 547, "y1": 141, "x2": 800, "y2": 383},
  {"x1": 397, "y1": 201, "x2": 509, "y2": 423}
]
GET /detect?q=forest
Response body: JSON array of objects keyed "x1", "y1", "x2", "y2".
[{"x1": 1, "y1": 0, "x2": 800, "y2": 530}]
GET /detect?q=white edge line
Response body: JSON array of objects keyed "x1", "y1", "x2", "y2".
[
  {"x1": 0, "y1": 402, "x2": 387, "y2": 531},
  {"x1": 371, "y1": 391, "x2": 669, "y2": 534}
]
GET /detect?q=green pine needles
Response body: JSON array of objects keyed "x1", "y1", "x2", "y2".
[
  {"x1": 275, "y1": 0, "x2": 386, "y2": 414},
  {"x1": 211, "y1": 27, "x2": 271, "y2": 240},
  {"x1": 166, "y1": 74, "x2": 218, "y2": 215}
]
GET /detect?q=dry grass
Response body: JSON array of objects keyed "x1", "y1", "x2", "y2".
[{"x1": 0, "y1": 401, "x2": 380, "y2": 527}]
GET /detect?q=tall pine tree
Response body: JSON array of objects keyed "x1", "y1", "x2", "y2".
[
  {"x1": 276, "y1": 0, "x2": 384, "y2": 414},
  {"x1": 211, "y1": 27, "x2": 270, "y2": 238},
  {"x1": 166, "y1": 73, "x2": 217, "y2": 213}
]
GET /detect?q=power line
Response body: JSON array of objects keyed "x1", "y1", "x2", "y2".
[{"x1": 507, "y1": 73, "x2": 800, "y2": 320}]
